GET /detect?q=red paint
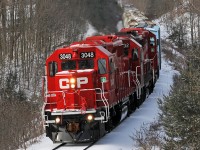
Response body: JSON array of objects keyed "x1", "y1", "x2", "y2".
[{"x1": 43, "y1": 28, "x2": 159, "y2": 113}]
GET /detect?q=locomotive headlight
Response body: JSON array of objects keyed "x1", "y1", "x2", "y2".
[
  {"x1": 70, "y1": 78, "x2": 76, "y2": 88},
  {"x1": 70, "y1": 78, "x2": 76, "y2": 84},
  {"x1": 55, "y1": 117, "x2": 61, "y2": 124},
  {"x1": 71, "y1": 84, "x2": 75, "y2": 88},
  {"x1": 87, "y1": 114, "x2": 94, "y2": 121}
]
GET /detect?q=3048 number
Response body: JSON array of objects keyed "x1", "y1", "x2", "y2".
[{"x1": 80, "y1": 52, "x2": 95, "y2": 58}]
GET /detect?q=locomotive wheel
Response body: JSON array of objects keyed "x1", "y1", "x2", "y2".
[
  {"x1": 141, "y1": 87, "x2": 146, "y2": 103},
  {"x1": 146, "y1": 88, "x2": 150, "y2": 99},
  {"x1": 105, "y1": 118, "x2": 114, "y2": 132},
  {"x1": 112, "y1": 105, "x2": 122, "y2": 126},
  {"x1": 149, "y1": 79, "x2": 154, "y2": 94},
  {"x1": 157, "y1": 66, "x2": 160, "y2": 79},
  {"x1": 128, "y1": 94, "x2": 137, "y2": 113},
  {"x1": 133, "y1": 92, "x2": 140, "y2": 108},
  {"x1": 144, "y1": 88, "x2": 146, "y2": 102}
]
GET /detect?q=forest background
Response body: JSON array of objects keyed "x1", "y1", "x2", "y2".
[{"x1": 0, "y1": 0, "x2": 200, "y2": 149}]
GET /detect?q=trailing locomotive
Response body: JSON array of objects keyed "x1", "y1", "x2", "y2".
[
  {"x1": 42, "y1": 19, "x2": 161, "y2": 143},
  {"x1": 122, "y1": 6, "x2": 161, "y2": 70}
]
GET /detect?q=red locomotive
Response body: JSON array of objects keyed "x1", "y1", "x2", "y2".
[{"x1": 42, "y1": 27, "x2": 160, "y2": 143}]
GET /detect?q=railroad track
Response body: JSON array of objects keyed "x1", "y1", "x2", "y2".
[
  {"x1": 52, "y1": 143, "x2": 66, "y2": 150},
  {"x1": 52, "y1": 140, "x2": 98, "y2": 150}
]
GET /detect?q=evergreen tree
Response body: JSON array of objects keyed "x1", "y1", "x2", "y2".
[{"x1": 159, "y1": 48, "x2": 200, "y2": 149}]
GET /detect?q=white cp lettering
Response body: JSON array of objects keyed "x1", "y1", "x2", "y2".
[
  {"x1": 77, "y1": 77, "x2": 88, "y2": 88},
  {"x1": 59, "y1": 78, "x2": 69, "y2": 89},
  {"x1": 59, "y1": 77, "x2": 88, "y2": 89}
]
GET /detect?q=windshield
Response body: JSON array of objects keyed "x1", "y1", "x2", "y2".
[
  {"x1": 61, "y1": 60, "x2": 76, "y2": 70},
  {"x1": 61, "y1": 59, "x2": 94, "y2": 71},
  {"x1": 78, "y1": 60, "x2": 94, "y2": 69}
]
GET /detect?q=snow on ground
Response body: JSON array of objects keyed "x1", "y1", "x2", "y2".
[
  {"x1": 25, "y1": 54, "x2": 178, "y2": 150},
  {"x1": 24, "y1": 12, "x2": 179, "y2": 150}
]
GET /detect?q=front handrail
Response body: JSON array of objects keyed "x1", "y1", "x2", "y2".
[
  {"x1": 43, "y1": 87, "x2": 109, "y2": 123},
  {"x1": 101, "y1": 82, "x2": 109, "y2": 123}
]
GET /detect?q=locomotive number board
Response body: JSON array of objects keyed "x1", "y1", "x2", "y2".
[
  {"x1": 124, "y1": 43, "x2": 130, "y2": 48},
  {"x1": 59, "y1": 53, "x2": 72, "y2": 60},
  {"x1": 80, "y1": 52, "x2": 95, "y2": 58}
]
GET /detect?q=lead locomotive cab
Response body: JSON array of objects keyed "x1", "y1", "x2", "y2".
[{"x1": 43, "y1": 44, "x2": 114, "y2": 143}]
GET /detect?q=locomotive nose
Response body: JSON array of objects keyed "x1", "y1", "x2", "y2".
[{"x1": 54, "y1": 70, "x2": 97, "y2": 110}]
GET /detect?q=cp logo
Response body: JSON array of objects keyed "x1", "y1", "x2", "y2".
[{"x1": 59, "y1": 77, "x2": 88, "y2": 89}]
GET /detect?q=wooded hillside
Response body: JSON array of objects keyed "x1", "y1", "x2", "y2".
[
  {"x1": 0, "y1": 0, "x2": 122, "y2": 149},
  {"x1": 129, "y1": 0, "x2": 200, "y2": 149}
]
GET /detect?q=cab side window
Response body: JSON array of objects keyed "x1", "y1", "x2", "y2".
[
  {"x1": 150, "y1": 37, "x2": 155, "y2": 46},
  {"x1": 98, "y1": 59, "x2": 107, "y2": 74},
  {"x1": 109, "y1": 59, "x2": 114, "y2": 74},
  {"x1": 49, "y1": 61, "x2": 58, "y2": 76},
  {"x1": 132, "y1": 48, "x2": 138, "y2": 61},
  {"x1": 150, "y1": 37, "x2": 156, "y2": 52}
]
